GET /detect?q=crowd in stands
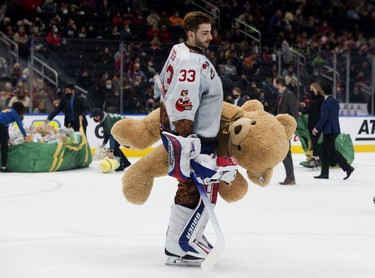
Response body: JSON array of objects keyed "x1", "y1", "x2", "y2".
[{"x1": 0, "y1": 0, "x2": 374, "y2": 115}]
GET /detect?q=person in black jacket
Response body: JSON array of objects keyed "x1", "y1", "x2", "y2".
[
  {"x1": 308, "y1": 82, "x2": 325, "y2": 166},
  {"x1": 312, "y1": 83, "x2": 354, "y2": 180},
  {"x1": 273, "y1": 77, "x2": 299, "y2": 185},
  {"x1": 45, "y1": 84, "x2": 89, "y2": 134}
]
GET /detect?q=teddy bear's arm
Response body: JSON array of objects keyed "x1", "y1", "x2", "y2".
[
  {"x1": 122, "y1": 145, "x2": 168, "y2": 204},
  {"x1": 111, "y1": 109, "x2": 161, "y2": 150}
]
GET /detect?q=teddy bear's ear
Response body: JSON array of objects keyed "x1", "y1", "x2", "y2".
[
  {"x1": 221, "y1": 101, "x2": 244, "y2": 122},
  {"x1": 276, "y1": 114, "x2": 297, "y2": 140},
  {"x1": 241, "y1": 99, "x2": 264, "y2": 112}
]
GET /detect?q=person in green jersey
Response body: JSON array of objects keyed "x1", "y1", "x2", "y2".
[{"x1": 90, "y1": 108, "x2": 131, "y2": 171}]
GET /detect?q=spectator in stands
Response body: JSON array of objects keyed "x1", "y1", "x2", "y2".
[
  {"x1": 230, "y1": 87, "x2": 246, "y2": 106},
  {"x1": 120, "y1": 23, "x2": 133, "y2": 41},
  {"x1": 131, "y1": 74, "x2": 148, "y2": 113},
  {"x1": 144, "y1": 81, "x2": 158, "y2": 111},
  {"x1": 168, "y1": 10, "x2": 183, "y2": 26},
  {"x1": 231, "y1": 27, "x2": 244, "y2": 43},
  {"x1": 128, "y1": 62, "x2": 147, "y2": 82},
  {"x1": 144, "y1": 58, "x2": 157, "y2": 80},
  {"x1": 146, "y1": 23, "x2": 160, "y2": 41},
  {"x1": 86, "y1": 24, "x2": 97, "y2": 38},
  {"x1": 132, "y1": 10, "x2": 147, "y2": 26},
  {"x1": 223, "y1": 58, "x2": 238, "y2": 81},
  {"x1": 279, "y1": 32, "x2": 293, "y2": 66},
  {"x1": 149, "y1": 36, "x2": 162, "y2": 53},
  {"x1": 8, "y1": 63, "x2": 21, "y2": 87},
  {"x1": 13, "y1": 24, "x2": 28, "y2": 49},
  {"x1": 159, "y1": 11, "x2": 170, "y2": 26},
  {"x1": 211, "y1": 28, "x2": 223, "y2": 45},
  {"x1": 97, "y1": 0, "x2": 112, "y2": 17},
  {"x1": 103, "y1": 78, "x2": 119, "y2": 113},
  {"x1": 96, "y1": 47, "x2": 113, "y2": 72},
  {"x1": 0, "y1": 82, "x2": 14, "y2": 109},
  {"x1": 109, "y1": 25, "x2": 121, "y2": 40},
  {"x1": 78, "y1": 26, "x2": 87, "y2": 39},
  {"x1": 40, "y1": 0, "x2": 57, "y2": 13},
  {"x1": 205, "y1": 50, "x2": 216, "y2": 67},
  {"x1": 112, "y1": 11, "x2": 124, "y2": 26},
  {"x1": 282, "y1": 64, "x2": 297, "y2": 86},
  {"x1": 349, "y1": 85, "x2": 367, "y2": 103},
  {"x1": 8, "y1": 88, "x2": 30, "y2": 112},
  {"x1": 77, "y1": 68, "x2": 93, "y2": 90},
  {"x1": 146, "y1": 9, "x2": 160, "y2": 26},
  {"x1": 234, "y1": 74, "x2": 251, "y2": 93},
  {"x1": 63, "y1": 18, "x2": 77, "y2": 38},
  {"x1": 0, "y1": 17, "x2": 12, "y2": 35},
  {"x1": 217, "y1": 64, "x2": 233, "y2": 99},
  {"x1": 33, "y1": 100, "x2": 48, "y2": 114},
  {"x1": 46, "y1": 24, "x2": 61, "y2": 48},
  {"x1": 158, "y1": 24, "x2": 172, "y2": 43},
  {"x1": 269, "y1": 9, "x2": 284, "y2": 33},
  {"x1": 45, "y1": 84, "x2": 89, "y2": 134}
]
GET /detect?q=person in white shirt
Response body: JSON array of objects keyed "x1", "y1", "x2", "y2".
[{"x1": 155, "y1": 11, "x2": 226, "y2": 266}]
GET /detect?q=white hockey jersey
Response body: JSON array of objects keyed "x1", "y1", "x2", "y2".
[{"x1": 155, "y1": 42, "x2": 223, "y2": 139}]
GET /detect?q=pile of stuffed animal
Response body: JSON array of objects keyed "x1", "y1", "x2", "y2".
[{"x1": 9, "y1": 124, "x2": 81, "y2": 145}]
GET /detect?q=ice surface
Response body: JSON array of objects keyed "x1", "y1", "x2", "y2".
[{"x1": 1, "y1": 153, "x2": 374, "y2": 278}]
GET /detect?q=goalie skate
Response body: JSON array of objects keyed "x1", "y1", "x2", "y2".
[{"x1": 165, "y1": 251, "x2": 204, "y2": 267}]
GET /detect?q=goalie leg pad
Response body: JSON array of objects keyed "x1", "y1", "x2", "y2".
[{"x1": 165, "y1": 201, "x2": 212, "y2": 262}]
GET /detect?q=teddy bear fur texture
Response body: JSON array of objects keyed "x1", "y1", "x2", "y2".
[{"x1": 111, "y1": 100, "x2": 297, "y2": 205}]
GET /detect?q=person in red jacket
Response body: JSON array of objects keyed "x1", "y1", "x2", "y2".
[{"x1": 46, "y1": 25, "x2": 61, "y2": 48}]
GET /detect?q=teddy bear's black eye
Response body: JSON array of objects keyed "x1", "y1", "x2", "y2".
[
  {"x1": 234, "y1": 125, "x2": 242, "y2": 135},
  {"x1": 237, "y1": 145, "x2": 242, "y2": 150},
  {"x1": 251, "y1": 120, "x2": 256, "y2": 125}
]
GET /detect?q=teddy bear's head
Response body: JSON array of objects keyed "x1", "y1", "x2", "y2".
[
  {"x1": 229, "y1": 110, "x2": 295, "y2": 185},
  {"x1": 215, "y1": 100, "x2": 296, "y2": 202}
]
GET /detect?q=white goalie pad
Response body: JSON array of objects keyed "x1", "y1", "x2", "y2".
[{"x1": 161, "y1": 131, "x2": 201, "y2": 180}]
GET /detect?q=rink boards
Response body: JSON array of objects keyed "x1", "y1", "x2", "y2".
[{"x1": 19, "y1": 114, "x2": 375, "y2": 157}]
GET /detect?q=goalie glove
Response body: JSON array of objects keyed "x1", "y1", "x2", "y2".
[
  {"x1": 161, "y1": 131, "x2": 201, "y2": 180},
  {"x1": 191, "y1": 155, "x2": 238, "y2": 185}
]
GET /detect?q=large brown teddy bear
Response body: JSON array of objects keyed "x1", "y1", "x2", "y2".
[{"x1": 111, "y1": 100, "x2": 296, "y2": 205}]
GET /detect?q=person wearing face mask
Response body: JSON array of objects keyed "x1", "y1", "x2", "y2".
[
  {"x1": 46, "y1": 24, "x2": 61, "y2": 48},
  {"x1": 90, "y1": 108, "x2": 131, "y2": 171},
  {"x1": 103, "y1": 79, "x2": 120, "y2": 113},
  {"x1": 0, "y1": 102, "x2": 31, "y2": 172},
  {"x1": 45, "y1": 84, "x2": 89, "y2": 134},
  {"x1": 231, "y1": 87, "x2": 246, "y2": 106}
]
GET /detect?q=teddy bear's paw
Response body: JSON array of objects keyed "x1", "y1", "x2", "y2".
[
  {"x1": 218, "y1": 174, "x2": 248, "y2": 202},
  {"x1": 122, "y1": 172, "x2": 154, "y2": 205}
]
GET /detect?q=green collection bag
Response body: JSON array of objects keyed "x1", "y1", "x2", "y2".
[
  {"x1": 4, "y1": 128, "x2": 92, "y2": 173},
  {"x1": 296, "y1": 115, "x2": 355, "y2": 167}
]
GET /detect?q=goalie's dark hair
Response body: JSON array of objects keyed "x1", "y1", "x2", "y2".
[
  {"x1": 12, "y1": 102, "x2": 25, "y2": 115},
  {"x1": 182, "y1": 11, "x2": 213, "y2": 36}
]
